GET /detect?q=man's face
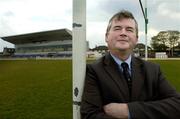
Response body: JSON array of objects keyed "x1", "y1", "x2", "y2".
[{"x1": 105, "y1": 18, "x2": 138, "y2": 52}]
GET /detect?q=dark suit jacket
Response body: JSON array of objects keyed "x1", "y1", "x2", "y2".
[{"x1": 81, "y1": 53, "x2": 180, "y2": 119}]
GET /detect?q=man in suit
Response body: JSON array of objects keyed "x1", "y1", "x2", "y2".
[{"x1": 80, "y1": 10, "x2": 180, "y2": 119}]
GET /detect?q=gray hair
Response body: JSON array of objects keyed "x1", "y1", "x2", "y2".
[{"x1": 106, "y1": 10, "x2": 138, "y2": 38}]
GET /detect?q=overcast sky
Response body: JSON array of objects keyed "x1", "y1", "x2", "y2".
[{"x1": 0, "y1": 0, "x2": 179, "y2": 51}]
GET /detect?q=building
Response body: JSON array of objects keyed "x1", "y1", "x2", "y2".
[
  {"x1": 3, "y1": 47, "x2": 15, "y2": 56},
  {"x1": 133, "y1": 43, "x2": 153, "y2": 58},
  {"x1": 1, "y1": 28, "x2": 72, "y2": 58},
  {"x1": 87, "y1": 45, "x2": 108, "y2": 58}
]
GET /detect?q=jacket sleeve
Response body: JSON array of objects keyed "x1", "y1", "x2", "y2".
[
  {"x1": 80, "y1": 64, "x2": 117, "y2": 119},
  {"x1": 128, "y1": 64, "x2": 180, "y2": 119}
]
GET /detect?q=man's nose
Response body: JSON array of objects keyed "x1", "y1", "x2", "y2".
[{"x1": 120, "y1": 28, "x2": 127, "y2": 36}]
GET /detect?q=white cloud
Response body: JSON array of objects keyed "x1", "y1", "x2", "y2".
[
  {"x1": 0, "y1": 0, "x2": 72, "y2": 51},
  {"x1": 0, "y1": 0, "x2": 179, "y2": 51},
  {"x1": 148, "y1": 28, "x2": 159, "y2": 37},
  {"x1": 158, "y1": 2, "x2": 180, "y2": 20},
  {"x1": 0, "y1": 0, "x2": 72, "y2": 36},
  {"x1": 137, "y1": 27, "x2": 159, "y2": 47},
  {"x1": 87, "y1": 21, "x2": 108, "y2": 48}
]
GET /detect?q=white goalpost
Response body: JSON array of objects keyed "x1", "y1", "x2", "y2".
[{"x1": 72, "y1": 0, "x2": 86, "y2": 119}]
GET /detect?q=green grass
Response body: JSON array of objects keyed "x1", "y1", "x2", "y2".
[
  {"x1": 0, "y1": 60, "x2": 72, "y2": 119},
  {"x1": 149, "y1": 60, "x2": 180, "y2": 91},
  {"x1": 0, "y1": 59, "x2": 179, "y2": 119}
]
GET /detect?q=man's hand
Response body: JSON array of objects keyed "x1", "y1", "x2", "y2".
[{"x1": 103, "y1": 103, "x2": 129, "y2": 119}]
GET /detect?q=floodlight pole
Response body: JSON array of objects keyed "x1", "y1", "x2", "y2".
[
  {"x1": 145, "y1": 0, "x2": 148, "y2": 60},
  {"x1": 139, "y1": 0, "x2": 148, "y2": 60},
  {"x1": 72, "y1": 0, "x2": 86, "y2": 119}
]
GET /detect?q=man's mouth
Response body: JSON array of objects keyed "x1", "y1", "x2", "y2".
[{"x1": 117, "y1": 39, "x2": 128, "y2": 42}]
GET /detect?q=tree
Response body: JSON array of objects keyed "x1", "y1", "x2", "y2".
[
  {"x1": 151, "y1": 30, "x2": 180, "y2": 56},
  {"x1": 168, "y1": 31, "x2": 180, "y2": 56},
  {"x1": 151, "y1": 31, "x2": 169, "y2": 52}
]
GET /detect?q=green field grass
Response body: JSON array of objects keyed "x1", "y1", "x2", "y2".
[
  {"x1": 0, "y1": 59, "x2": 179, "y2": 119},
  {"x1": 0, "y1": 60, "x2": 72, "y2": 119},
  {"x1": 149, "y1": 60, "x2": 180, "y2": 91}
]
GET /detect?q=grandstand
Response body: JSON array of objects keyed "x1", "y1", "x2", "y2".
[{"x1": 1, "y1": 28, "x2": 72, "y2": 58}]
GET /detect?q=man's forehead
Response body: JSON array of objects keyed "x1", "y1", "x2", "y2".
[{"x1": 112, "y1": 18, "x2": 136, "y2": 27}]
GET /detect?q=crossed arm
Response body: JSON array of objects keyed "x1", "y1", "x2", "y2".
[
  {"x1": 80, "y1": 65, "x2": 180, "y2": 119},
  {"x1": 103, "y1": 103, "x2": 129, "y2": 119}
]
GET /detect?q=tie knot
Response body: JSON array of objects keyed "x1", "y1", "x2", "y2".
[{"x1": 121, "y1": 62, "x2": 129, "y2": 70}]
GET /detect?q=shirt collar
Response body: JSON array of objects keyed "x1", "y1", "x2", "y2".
[{"x1": 110, "y1": 53, "x2": 132, "y2": 70}]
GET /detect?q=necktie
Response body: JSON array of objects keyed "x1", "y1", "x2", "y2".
[{"x1": 121, "y1": 62, "x2": 132, "y2": 98}]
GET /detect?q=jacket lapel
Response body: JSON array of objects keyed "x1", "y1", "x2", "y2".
[
  {"x1": 103, "y1": 53, "x2": 130, "y2": 100},
  {"x1": 131, "y1": 57, "x2": 145, "y2": 101}
]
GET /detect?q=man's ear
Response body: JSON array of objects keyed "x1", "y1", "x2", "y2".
[
  {"x1": 105, "y1": 33, "x2": 108, "y2": 42},
  {"x1": 135, "y1": 37, "x2": 138, "y2": 43}
]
